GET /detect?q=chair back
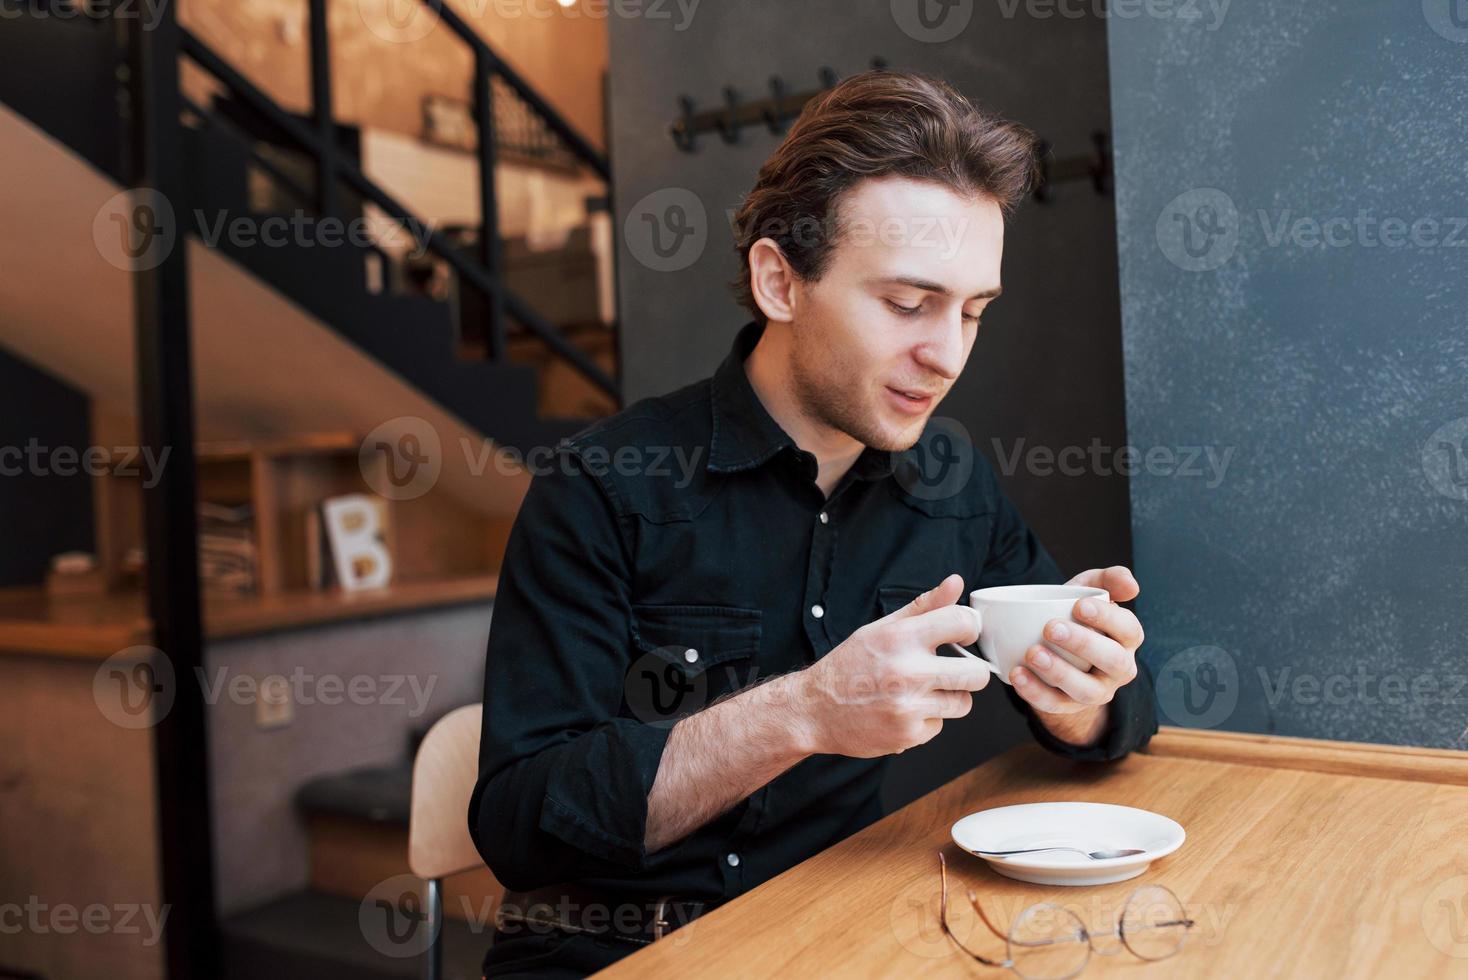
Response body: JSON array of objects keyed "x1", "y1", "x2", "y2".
[{"x1": 408, "y1": 703, "x2": 484, "y2": 881}]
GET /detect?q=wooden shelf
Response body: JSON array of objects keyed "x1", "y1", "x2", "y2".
[
  {"x1": 207, "y1": 573, "x2": 497, "y2": 640},
  {"x1": 0, "y1": 575, "x2": 498, "y2": 660},
  {"x1": 12, "y1": 431, "x2": 514, "y2": 659}
]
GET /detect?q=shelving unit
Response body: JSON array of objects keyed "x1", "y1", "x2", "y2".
[{"x1": 3, "y1": 432, "x2": 511, "y2": 658}]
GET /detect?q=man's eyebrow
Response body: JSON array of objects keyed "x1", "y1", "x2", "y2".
[{"x1": 868, "y1": 275, "x2": 1002, "y2": 300}]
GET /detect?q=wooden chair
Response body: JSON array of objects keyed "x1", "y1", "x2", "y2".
[{"x1": 409, "y1": 703, "x2": 485, "y2": 980}]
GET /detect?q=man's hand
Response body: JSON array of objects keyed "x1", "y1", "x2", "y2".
[
  {"x1": 645, "y1": 573, "x2": 985, "y2": 852},
  {"x1": 1008, "y1": 565, "x2": 1144, "y2": 747},
  {"x1": 794, "y1": 573, "x2": 992, "y2": 758}
]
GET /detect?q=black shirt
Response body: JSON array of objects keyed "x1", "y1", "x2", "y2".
[{"x1": 469, "y1": 320, "x2": 1157, "y2": 906}]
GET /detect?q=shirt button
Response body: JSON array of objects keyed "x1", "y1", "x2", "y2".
[
  {"x1": 684, "y1": 648, "x2": 699, "y2": 664},
  {"x1": 726, "y1": 853, "x2": 740, "y2": 868},
  {"x1": 811, "y1": 604, "x2": 825, "y2": 619},
  {"x1": 818, "y1": 511, "x2": 829, "y2": 525}
]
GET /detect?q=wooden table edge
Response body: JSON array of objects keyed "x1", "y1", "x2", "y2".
[{"x1": 1142, "y1": 724, "x2": 1468, "y2": 786}]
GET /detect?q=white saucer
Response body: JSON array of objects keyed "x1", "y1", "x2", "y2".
[{"x1": 952, "y1": 802, "x2": 1185, "y2": 886}]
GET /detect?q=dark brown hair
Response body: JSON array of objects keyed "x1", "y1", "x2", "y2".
[{"x1": 729, "y1": 69, "x2": 1040, "y2": 322}]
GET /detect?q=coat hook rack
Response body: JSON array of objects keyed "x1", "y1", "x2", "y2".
[
  {"x1": 670, "y1": 58, "x2": 889, "y2": 153},
  {"x1": 1033, "y1": 130, "x2": 1112, "y2": 201}
]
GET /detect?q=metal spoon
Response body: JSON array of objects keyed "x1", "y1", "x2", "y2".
[
  {"x1": 942, "y1": 644, "x2": 1000, "y2": 676},
  {"x1": 976, "y1": 846, "x2": 1146, "y2": 860}
]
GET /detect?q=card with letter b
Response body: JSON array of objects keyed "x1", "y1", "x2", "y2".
[{"x1": 320, "y1": 494, "x2": 393, "y2": 592}]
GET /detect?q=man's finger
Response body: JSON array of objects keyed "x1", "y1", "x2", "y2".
[
  {"x1": 1010, "y1": 665, "x2": 1080, "y2": 714},
  {"x1": 920, "y1": 658, "x2": 993, "y2": 693},
  {"x1": 1071, "y1": 599, "x2": 1144, "y2": 656},
  {"x1": 902, "y1": 603, "x2": 981, "y2": 649},
  {"x1": 1065, "y1": 565, "x2": 1139, "y2": 602},
  {"x1": 1043, "y1": 619, "x2": 1131, "y2": 679},
  {"x1": 878, "y1": 573, "x2": 965, "y2": 623},
  {"x1": 919, "y1": 690, "x2": 974, "y2": 720},
  {"x1": 1021, "y1": 644, "x2": 1111, "y2": 705}
]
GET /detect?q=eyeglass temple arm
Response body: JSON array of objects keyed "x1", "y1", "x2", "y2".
[{"x1": 937, "y1": 852, "x2": 1013, "y2": 968}]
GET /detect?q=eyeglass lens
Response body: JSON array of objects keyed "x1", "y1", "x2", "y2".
[
  {"x1": 1008, "y1": 902, "x2": 1090, "y2": 980},
  {"x1": 1120, "y1": 884, "x2": 1190, "y2": 961}
]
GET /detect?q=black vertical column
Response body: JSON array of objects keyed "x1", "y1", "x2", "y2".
[
  {"x1": 128, "y1": 9, "x2": 218, "y2": 980},
  {"x1": 308, "y1": 0, "x2": 339, "y2": 219},
  {"x1": 475, "y1": 54, "x2": 507, "y2": 360}
]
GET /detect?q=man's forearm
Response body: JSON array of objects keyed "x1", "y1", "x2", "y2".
[{"x1": 645, "y1": 671, "x2": 813, "y2": 854}]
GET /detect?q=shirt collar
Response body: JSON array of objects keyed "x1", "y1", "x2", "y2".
[
  {"x1": 708, "y1": 321, "x2": 794, "y2": 473},
  {"x1": 707, "y1": 321, "x2": 896, "y2": 482}
]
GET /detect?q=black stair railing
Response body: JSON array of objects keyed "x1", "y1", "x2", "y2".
[{"x1": 171, "y1": 1, "x2": 617, "y2": 400}]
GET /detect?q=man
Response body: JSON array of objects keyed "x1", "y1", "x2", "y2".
[{"x1": 469, "y1": 69, "x2": 1157, "y2": 977}]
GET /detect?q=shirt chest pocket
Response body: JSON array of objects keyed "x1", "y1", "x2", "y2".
[
  {"x1": 875, "y1": 584, "x2": 929, "y2": 619},
  {"x1": 626, "y1": 604, "x2": 763, "y2": 726}
]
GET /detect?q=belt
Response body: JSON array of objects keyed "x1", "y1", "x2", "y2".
[{"x1": 494, "y1": 883, "x2": 711, "y2": 947}]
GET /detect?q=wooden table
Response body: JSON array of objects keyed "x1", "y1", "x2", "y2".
[{"x1": 600, "y1": 728, "x2": 1468, "y2": 978}]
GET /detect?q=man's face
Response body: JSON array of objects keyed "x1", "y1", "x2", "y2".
[{"x1": 785, "y1": 176, "x2": 1005, "y2": 452}]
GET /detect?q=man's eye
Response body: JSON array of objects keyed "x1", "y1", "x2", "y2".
[
  {"x1": 963, "y1": 312, "x2": 982, "y2": 325},
  {"x1": 887, "y1": 301, "x2": 922, "y2": 316}
]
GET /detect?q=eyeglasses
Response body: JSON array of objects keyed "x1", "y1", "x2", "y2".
[{"x1": 937, "y1": 852, "x2": 1196, "y2": 980}]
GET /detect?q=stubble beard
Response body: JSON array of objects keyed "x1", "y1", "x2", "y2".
[{"x1": 788, "y1": 333, "x2": 927, "y2": 454}]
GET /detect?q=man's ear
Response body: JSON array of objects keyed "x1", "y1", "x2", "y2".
[{"x1": 748, "y1": 238, "x2": 797, "y2": 323}]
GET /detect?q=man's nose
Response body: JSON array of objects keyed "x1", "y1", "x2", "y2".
[{"x1": 912, "y1": 315, "x2": 967, "y2": 380}]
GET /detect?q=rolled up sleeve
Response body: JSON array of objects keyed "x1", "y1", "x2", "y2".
[
  {"x1": 467, "y1": 447, "x2": 672, "y2": 891},
  {"x1": 975, "y1": 464, "x2": 1158, "y2": 761}
]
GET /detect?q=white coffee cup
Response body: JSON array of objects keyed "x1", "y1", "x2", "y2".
[{"x1": 960, "y1": 584, "x2": 1110, "y2": 685}]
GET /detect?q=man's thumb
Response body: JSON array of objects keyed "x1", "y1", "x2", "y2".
[{"x1": 884, "y1": 573, "x2": 965, "y2": 621}]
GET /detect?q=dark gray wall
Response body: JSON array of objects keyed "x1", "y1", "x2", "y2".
[
  {"x1": 1110, "y1": 2, "x2": 1468, "y2": 747},
  {"x1": 0, "y1": 345, "x2": 95, "y2": 587},
  {"x1": 608, "y1": 1, "x2": 1131, "y2": 809}
]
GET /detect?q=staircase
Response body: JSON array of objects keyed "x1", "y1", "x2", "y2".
[
  {"x1": 0, "y1": 1, "x2": 619, "y2": 456},
  {"x1": 0, "y1": 6, "x2": 615, "y2": 977}
]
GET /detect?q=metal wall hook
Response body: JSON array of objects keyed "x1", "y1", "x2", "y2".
[
  {"x1": 1032, "y1": 131, "x2": 1113, "y2": 203},
  {"x1": 715, "y1": 86, "x2": 741, "y2": 144},
  {"x1": 1033, "y1": 138, "x2": 1054, "y2": 203},
  {"x1": 668, "y1": 61, "x2": 890, "y2": 154},
  {"x1": 670, "y1": 95, "x2": 698, "y2": 152},
  {"x1": 1089, "y1": 129, "x2": 1112, "y2": 196},
  {"x1": 761, "y1": 76, "x2": 789, "y2": 135}
]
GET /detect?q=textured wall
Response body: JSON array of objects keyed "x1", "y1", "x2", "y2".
[
  {"x1": 607, "y1": 1, "x2": 1132, "y2": 810},
  {"x1": 208, "y1": 603, "x2": 490, "y2": 913},
  {"x1": 1110, "y1": 2, "x2": 1468, "y2": 746},
  {"x1": 0, "y1": 652, "x2": 163, "y2": 980}
]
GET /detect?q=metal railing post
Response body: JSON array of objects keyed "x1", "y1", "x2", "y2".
[
  {"x1": 128, "y1": 7, "x2": 218, "y2": 979},
  {"x1": 475, "y1": 56, "x2": 506, "y2": 360},
  {"x1": 308, "y1": 0, "x2": 338, "y2": 217}
]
